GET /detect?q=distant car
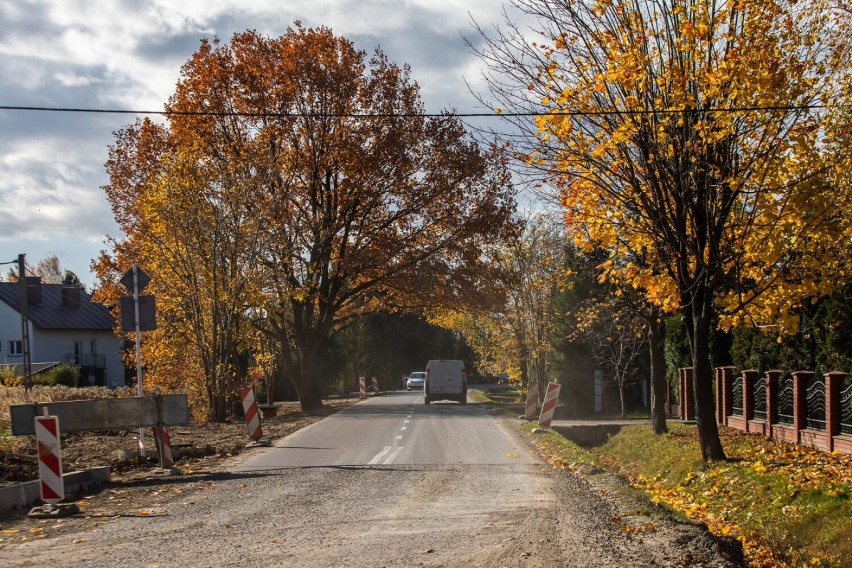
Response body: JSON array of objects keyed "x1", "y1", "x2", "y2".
[{"x1": 406, "y1": 372, "x2": 426, "y2": 390}]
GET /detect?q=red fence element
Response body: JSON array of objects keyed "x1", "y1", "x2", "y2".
[
  {"x1": 35, "y1": 416, "x2": 64, "y2": 504},
  {"x1": 714, "y1": 368, "x2": 851, "y2": 455}
]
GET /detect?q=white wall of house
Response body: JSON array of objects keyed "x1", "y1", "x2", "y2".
[
  {"x1": 0, "y1": 300, "x2": 31, "y2": 365},
  {"x1": 32, "y1": 329, "x2": 125, "y2": 388},
  {"x1": 0, "y1": 301, "x2": 125, "y2": 388}
]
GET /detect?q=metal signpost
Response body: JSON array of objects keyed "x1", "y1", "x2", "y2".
[{"x1": 120, "y1": 265, "x2": 155, "y2": 455}]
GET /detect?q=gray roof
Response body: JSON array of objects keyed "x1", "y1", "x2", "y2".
[{"x1": 0, "y1": 283, "x2": 115, "y2": 331}]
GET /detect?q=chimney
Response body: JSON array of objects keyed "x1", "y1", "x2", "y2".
[
  {"x1": 62, "y1": 286, "x2": 82, "y2": 308},
  {"x1": 25, "y1": 276, "x2": 42, "y2": 304}
]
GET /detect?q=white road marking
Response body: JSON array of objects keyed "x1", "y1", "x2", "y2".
[
  {"x1": 384, "y1": 446, "x2": 405, "y2": 464},
  {"x1": 396, "y1": 435, "x2": 403, "y2": 440},
  {"x1": 368, "y1": 446, "x2": 392, "y2": 465}
]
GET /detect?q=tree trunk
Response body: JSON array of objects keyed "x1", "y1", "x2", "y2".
[
  {"x1": 648, "y1": 317, "x2": 668, "y2": 434},
  {"x1": 688, "y1": 293, "x2": 727, "y2": 461},
  {"x1": 618, "y1": 383, "x2": 626, "y2": 418},
  {"x1": 211, "y1": 394, "x2": 227, "y2": 423},
  {"x1": 296, "y1": 343, "x2": 327, "y2": 413}
]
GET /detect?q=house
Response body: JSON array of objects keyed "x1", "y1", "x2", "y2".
[{"x1": 0, "y1": 278, "x2": 126, "y2": 387}]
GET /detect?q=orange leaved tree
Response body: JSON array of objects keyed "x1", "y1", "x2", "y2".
[
  {"x1": 99, "y1": 26, "x2": 516, "y2": 414},
  {"x1": 476, "y1": 0, "x2": 851, "y2": 459}
]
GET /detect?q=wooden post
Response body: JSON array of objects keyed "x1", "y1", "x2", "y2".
[
  {"x1": 715, "y1": 367, "x2": 723, "y2": 424},
  {"x1": 682, "y1": 367, "x2": 695, "y2": 421},
  {"x1": 666, "y1": 379, "x2": 673, "y2": 416}
]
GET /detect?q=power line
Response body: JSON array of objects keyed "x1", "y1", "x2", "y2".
[{"x1": 0, "y1": 103, "x2": 830, "y2": 119}]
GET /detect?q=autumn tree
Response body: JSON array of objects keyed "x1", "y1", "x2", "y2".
[
  {"x1": 430, "y1": 211, "x2": 569, "y2": 390},
  {"x1": 99, "y1": 26, "x2": 516, "y2": 414},
  {"x1": 476, "y1": 0, "x2": 851, "y2": 459},
  {"x1": 98, "y1": 109, "x2": 265, "y2": 420},
  {"x1": 569, "y1": 293, "x2": 648, "y2": 418}
]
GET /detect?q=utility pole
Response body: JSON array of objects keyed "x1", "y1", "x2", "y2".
[{"x1": 17, "y1": 254, "x2": 33, "y2": 393}]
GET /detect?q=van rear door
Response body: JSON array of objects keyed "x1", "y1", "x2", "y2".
[{"x1": 425, "y1": 360, "x2": 467, "y2": 404}]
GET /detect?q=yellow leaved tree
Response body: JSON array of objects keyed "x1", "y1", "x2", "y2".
[
  {"x1": 475, "y1": 0, "x2": 851, "y2": 460},
  {"x1": 430, "y1": 212, "x2": 571, "y2": 391}
]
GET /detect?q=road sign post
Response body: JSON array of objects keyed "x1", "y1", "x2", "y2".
[{"x1": 120, "y1": 265, "x2": 155, "y2": 456}]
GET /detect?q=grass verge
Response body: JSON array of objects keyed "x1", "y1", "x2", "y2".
[{"x1": 513, "y1": 412, "x2": 851, "y2": 567}]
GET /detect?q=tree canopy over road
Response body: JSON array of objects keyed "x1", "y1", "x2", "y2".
[{"x1": 95, "y1": 25, "x2": 517, "y2": 418}]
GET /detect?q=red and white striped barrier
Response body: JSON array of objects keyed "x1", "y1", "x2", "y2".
[
  {"x1": 152, "y1": 426, "x2": 174, "y2": 467},
  {"x1": 240, "y1": 387, "x2": 264, "y2": 442},
  {"x1": 371, "y1": 377, "x2": 379, "y2": 392},
  {"x1": 35, "y1": 416, "x2": 64, "y2": 504},
  {"x1": 359, "y1": 376, "x2": 366, "y2": 398},
  {"x1": 538, "y1": 382, "x2": 561, "y2": 429},
  {"x1": 525, "y1": 381, "x2": 539, "y2": 421}
]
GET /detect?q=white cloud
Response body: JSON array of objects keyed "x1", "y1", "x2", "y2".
[{"x1": 0, "y1": 0, "x2": 515, "y2": 283}]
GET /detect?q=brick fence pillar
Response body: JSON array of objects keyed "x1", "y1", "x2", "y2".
[
  {"x1": 792, "y1": 371, "x2": 814, "y2": 442},
  {"x1": 825, "y1": 372, "x2": 848, "y2": 451},
  {"x1": 766, "y1": 370, "x2": 782, "y2": 429},
  {"x1": 742, "y1": 370, "x2": 758, "y2": 432},
  {"x1": 718, "y1": 366, "x2": 734, "y2": 426}
]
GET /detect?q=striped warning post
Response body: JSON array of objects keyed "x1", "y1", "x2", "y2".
[
  {"x1": 152, "y1": 426, "x2": 175, "y2": 467},
  {"x1": 359, "y1": 376, "x2": 366, "y2": 398},
  {"x1": 538, "y1": 382, "x2": 561, "y2": 429},
  {"x1": 371, "y1": 377, "x2": 379, "y2": 392},
  {"x1": 35, "y1": 416, "x2": 64, "y2": 504},
  {"x1": 239, "y1": 387, "x2": 264, "y2": 441},
  {"x1": 525, "y1": 381, "x2": 539, "y2": 421}
]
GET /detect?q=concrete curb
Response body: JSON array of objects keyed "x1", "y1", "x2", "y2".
[{"x1": 0, "y1": 467, "x2": 111, "y2": 514}]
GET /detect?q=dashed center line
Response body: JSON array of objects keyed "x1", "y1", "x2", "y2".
[{"x1": 368, "y1": 445, "x2": 405, "y2": 465}]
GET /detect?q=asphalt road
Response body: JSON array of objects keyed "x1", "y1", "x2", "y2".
[
  {"x1": 233, "y1": 390, "x2": 531, "y2": 470},
  {"x1": 0, "y1": 391, "x2": 741, "y2": 567}
]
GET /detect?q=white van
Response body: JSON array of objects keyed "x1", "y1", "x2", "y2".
[{"x1": 424, "y1": 360, "x2": 467, "y2": 405}]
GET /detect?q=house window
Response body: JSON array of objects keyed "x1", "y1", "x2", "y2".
[{"x1": 8, "y1": 340, "x2": 23, "y2": 356}]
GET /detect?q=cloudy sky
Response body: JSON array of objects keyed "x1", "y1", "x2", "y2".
[{"x1": 0, "y1": 0, "x2": 523, "y2": 287}]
